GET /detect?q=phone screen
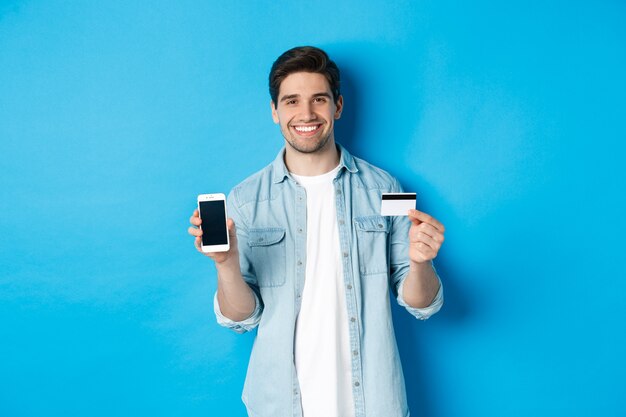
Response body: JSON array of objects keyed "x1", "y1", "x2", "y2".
[{"x1": 199, "y1": 200, "x2": 228, "y2": 246}]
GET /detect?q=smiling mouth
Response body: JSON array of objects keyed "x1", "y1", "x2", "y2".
[{"x1": 292, "y1": 124, "x2": 322, "y2": 136}]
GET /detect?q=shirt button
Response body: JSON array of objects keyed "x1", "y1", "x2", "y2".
[
  {"x1": 297, "y1": 293, "x2": 301, "y2": 298},
  {"x1": 294, "y1": 389, "x2": 298, "y2": 395},
  {"x1": 339, "y1": 220, "x2": 344, "y2": 225},
  {"x1": 377, "y1": 223, "x2": 384, "y2": 228},
  {"x1": 347, "y1": 284, "x2": 352, "y2": 290},
  {"x1": 350, "y1": 317, "x2": 356, "y2": 323},
  {"x1": 298, "y1": 228, "x2": 303, "y2": 233},
  {"x1": 354, "y1": 381, "x2": 360, "y2": 387},
  {"x1": 297, "y1": 260, "x2": 302, "y2": 266},
  {"x1": 343, "y1": 252, "x2": 348, "y2": 258},
  {"x1": 353, "y1": 350, "x2": 358, "y2": 356},
  {"x1": 336, "y1": 189, "x2": 342, "y2": 195}
]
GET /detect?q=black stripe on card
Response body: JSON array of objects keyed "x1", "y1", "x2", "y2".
[{"x1": 382, "y1": 193, "x2": 416, "y2": 201}]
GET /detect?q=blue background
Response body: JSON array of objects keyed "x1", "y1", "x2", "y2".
[{"x1": 1, "y1": 1, "x2": 625, "y2": 416}]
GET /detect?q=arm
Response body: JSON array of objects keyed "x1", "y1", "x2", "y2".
[
  {"x1": 401, "y1": 260, "x2": 441, "y2": 308},
  {"x1": 389, "y1": 211, "x2": 444, "y2": 320},
  {"x1": 188, "y1": 210, "x2": 259, "y2": 325},
  {"x1": 402, "y1": 209, "x2": 445, "y2": 308},
  {"x1": 388, "y1": 179, "x2": 444, "y2": 319}
]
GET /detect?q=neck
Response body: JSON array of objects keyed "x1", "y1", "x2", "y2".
[{"x1": 284, "y1": 138, "x2": 340, "y2": 176}]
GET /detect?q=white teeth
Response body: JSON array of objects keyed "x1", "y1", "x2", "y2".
[{"x1": 294, "y1": 125, "x2": 318, "y2": 132}]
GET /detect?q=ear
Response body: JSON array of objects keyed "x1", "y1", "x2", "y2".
[
  {"x1": 270, "y1": 100, "x2": 279, "y2": 124},
  {"x1": 334, "y1": 95, "x2": 344, "y2": 119}
]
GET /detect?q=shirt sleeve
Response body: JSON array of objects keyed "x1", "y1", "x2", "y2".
[
  {"x1": 396, "y1": 265, "x2": 444, "y2": 320},
  {"x1": 212, "y1": 188, "x2": 264, "y2": 333},
  {"x1": 213, "y1": 291, "x2": 262, "y2": 334}
]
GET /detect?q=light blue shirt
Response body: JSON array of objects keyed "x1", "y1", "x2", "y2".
[{"x1": 214, "y1": 144, "x2": 443, "y2": 417}]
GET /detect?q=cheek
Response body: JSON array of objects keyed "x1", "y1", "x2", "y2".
[{"x1": 276, "y1": 110, "x2": 294, "y2": 125}]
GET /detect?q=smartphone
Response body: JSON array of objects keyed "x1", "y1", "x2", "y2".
[{"x1": 197, "y1": 193, "x2": 230, "y2": 253}]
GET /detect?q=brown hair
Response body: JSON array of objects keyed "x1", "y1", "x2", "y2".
[{"x1": 269, "y1": 46, "x2": 341, "y2": 108}]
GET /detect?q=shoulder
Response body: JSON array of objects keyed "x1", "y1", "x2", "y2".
[
  {"x1": 228, "y1": 162, "x2": 276, "y2": 208},
  {"x1": 352, "y1": 156, "x2": 402, "y2": 192}
]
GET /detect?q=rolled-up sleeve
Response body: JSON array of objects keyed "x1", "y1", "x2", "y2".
[
  {"x1": 396, "y1": 266, "x2": 443, "y2": 320},
  {"x1": 213, "y1": 291, "x2": 263, "y2": 334}
]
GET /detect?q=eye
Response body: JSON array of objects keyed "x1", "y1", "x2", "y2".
[
  {"x1": 286, "y1": 99, "x2": 297, "y2": 105},
  {"x1": 314, "y1": 97, "x2": 327, "y2": 103}
]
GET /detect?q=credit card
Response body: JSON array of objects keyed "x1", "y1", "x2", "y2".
[{"x1": 380, "y1": 193, "x2": 416, "y2": 216}]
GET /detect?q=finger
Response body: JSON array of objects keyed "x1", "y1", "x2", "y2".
[
  {"x1": 227, "y1": 218, "x2": 236, "y2": 232},
  {"x1": 412, "y1": 222, "x2": 445, "y2": 243},
  {"x1": 227, "y1": 218, "x2": 237, "y2": 241},
  {"x1": 410, "y1": 231, "x2": 440, "y2": 251},
  {"x1": 408, "y1": 209, "x2": 443, "y2": 231},
  {"x1": 413, "y1": 241, "x2": 435, "y2": 254},
  {"x1": 408, "y1": 209, "x2": 445, "y2": 233},
  {"x1": 410, "y1": 245, "x2": 437, "y2": 263},
  {"x1": 190, "y1": 210, "x2": 202, "y2": 226},
  {"x1": 188, "y1": 226, "x2": 203, "y2": 237},
  {"x1": 194, "y1": 236, "x2": 202, "y2": 251}
]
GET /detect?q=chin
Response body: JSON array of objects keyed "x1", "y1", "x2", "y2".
[{"x1": 288, "y1": 136, "x2": 331, "y2": 154}]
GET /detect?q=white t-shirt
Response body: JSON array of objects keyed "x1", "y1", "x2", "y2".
[{"x1": 291, "y1": 165, "x2": 355, "y2": 417}]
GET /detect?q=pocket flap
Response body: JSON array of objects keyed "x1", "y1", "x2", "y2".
[
  {"x1": 354, "y1": 215, "x2": 390, "y2": 232},
  {"x1": 248, "y1": 228, "x2": 286, "y2": 247}
]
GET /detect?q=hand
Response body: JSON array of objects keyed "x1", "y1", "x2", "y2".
[
  {"x1": 188, "y1": 209, "x2": 239, "y2": 265},
  {"x1": 407, "y1": 209, "x2": 445, "y2": 264}
]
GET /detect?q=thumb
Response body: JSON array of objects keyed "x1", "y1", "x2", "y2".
[{"x1": 227, "y1": 218, "x2": 238, "y2": 245}]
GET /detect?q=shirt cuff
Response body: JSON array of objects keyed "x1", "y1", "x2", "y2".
[
  {"x1": 213, "y1": 291, "x2": 262, "y2": 334},
  {"x1": 397, "y1": 270, "x2": 444, "y2": 320}
]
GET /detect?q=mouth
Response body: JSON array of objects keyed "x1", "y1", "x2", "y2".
[{"x1": 291, "y1": 123, "x2": 322, "y2": 137}]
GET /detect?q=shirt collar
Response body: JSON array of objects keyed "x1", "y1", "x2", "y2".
[{"x1": 271, "y1": 143, "x2": 359, "y2": 184}]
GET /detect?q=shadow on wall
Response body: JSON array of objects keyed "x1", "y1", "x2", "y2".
[
  {"x1": 0, "y1": 1, "x2": 23, "y2": 21},
  {"x1": 333, "y1": 64, "x2": 360, "y2": 154},
  {"x1": 392, "y1": 256, "x2": 471, "y2": 417}
]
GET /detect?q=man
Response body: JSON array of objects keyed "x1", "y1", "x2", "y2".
[{"x1": 188, "y1": 46, "x2": 444, "y2": 417}]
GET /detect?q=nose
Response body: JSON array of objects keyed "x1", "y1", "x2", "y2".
[{"x1": 299, "y1": 102, "x2": 317, "y2": 122}]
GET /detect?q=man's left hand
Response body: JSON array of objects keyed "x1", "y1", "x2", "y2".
[{"x1": 407, "y1": 209, "x2": 445, "y2": 264}]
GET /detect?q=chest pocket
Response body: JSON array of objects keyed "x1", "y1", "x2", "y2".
[
  {"x1": 354, "y1": 215, "x2": 390, "y2": 275},
  {"x1": 247, "y1": 228, "x2": 286, "y2": 287}
]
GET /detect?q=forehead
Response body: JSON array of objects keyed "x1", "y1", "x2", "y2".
[{"x1": 278, "y1": 72, "x2": 332, "y2": 97}]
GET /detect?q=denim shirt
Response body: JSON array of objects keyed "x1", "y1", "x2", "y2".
[{"x1": 214, "y1": 144, "x2": 443, "y2": 417}]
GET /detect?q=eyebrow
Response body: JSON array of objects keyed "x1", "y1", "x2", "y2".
[{"x1": 279, "y1": 92, "x2": 332, "y2": 103}]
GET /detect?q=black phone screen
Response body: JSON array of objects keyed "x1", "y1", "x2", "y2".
[{"x1": 199, "y1": 200, "x2": 228, "y2": 246}]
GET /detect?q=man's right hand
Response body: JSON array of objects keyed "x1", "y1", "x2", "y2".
[{"x1": 188, "y1": 209, "x2": 239, "y2": 265}]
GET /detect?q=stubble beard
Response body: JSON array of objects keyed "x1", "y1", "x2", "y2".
[{"x1": 282, "y1": 125, "x2": 333, "y2": 155}]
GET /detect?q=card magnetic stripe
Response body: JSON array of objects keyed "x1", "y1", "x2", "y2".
[{"x1": 381, "y1": 193, "x2": 417, "y2": 200}]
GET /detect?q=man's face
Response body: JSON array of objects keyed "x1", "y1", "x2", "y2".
[{"x1": 271, "y1": 72, "x2": 343, "y2": 154}]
